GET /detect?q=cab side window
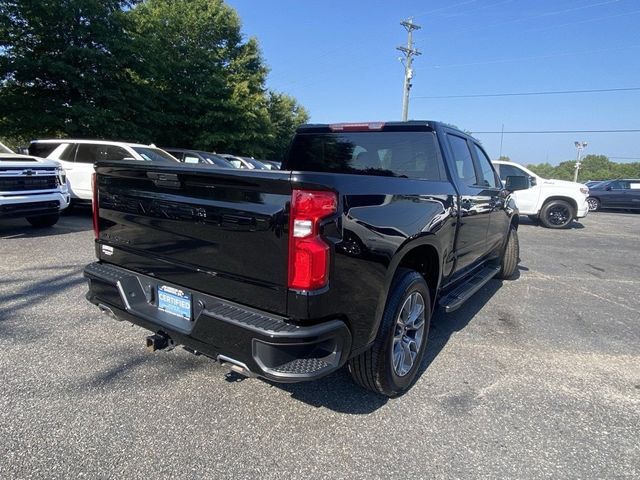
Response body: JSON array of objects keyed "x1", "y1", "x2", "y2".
[
  {"x1": 75, "y1": 144, "x2": 100, "y2": 163},
  {"x1": 59, "y1": 144, "x2": 77, "y2": 162},
  {"x1": 102, "y1": 146, "x2": 130, "y2": 161},
  {"x1": 609, "y1": 180, "x2": 629, "y2": 190},
  {"x1": 447, "y1": 134, "x2": 477, "y2": 187},
  {"x1": 498, "y1": 163, "x2": 527, "y2": 182},
  {"x1": 472, "y1": 144, "x2": 499, "y2": 188}
]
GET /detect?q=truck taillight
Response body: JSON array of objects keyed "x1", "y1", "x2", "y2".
[
  {"x1": 288, "y1": 189, "x2": 337, "y2": 290},
  {"x1": 92, "y1": 173, "x2": 99, "y2": 240}
]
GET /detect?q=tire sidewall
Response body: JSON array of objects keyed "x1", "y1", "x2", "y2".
[
  {"x1": 541, "y1": 200, "x2": 573, "y2": 228},
  {"x1": 379, "y1": 272, "x2": 431, "y2": 395}
]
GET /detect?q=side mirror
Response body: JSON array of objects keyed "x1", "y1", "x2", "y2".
[
  {"x1": 505, "y1": 175, "x2": 529, "y2": 192},
  {"x1": 529, "y1": 176, "x2": 537, "y2": 187},
  {"x1": 605, "y1": 185, "x2": 612, "y2": 191}
]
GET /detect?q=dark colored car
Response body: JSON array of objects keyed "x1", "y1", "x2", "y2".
[
  {"x1": 164, "y1": 148, "x2": 234, "y2": 168},
  {"x1": 220, "y1": 154, "x2": 268, "y2": 169},
  {"x1": 584, "y1": 180, "x2": 604, "y2": 189},
  {"x1": 586, "y1": 179, "x2": 640, "y2": 211},
  {"x1": 262, "y1": 160, "x2": 282, "y2": 170},
  {"x1": 84, "y1": 121, "x2": 526, "y2": 397}
]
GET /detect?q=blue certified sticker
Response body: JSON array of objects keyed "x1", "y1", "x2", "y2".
[{"x1": 158, "y1": 285, "x2": 191, "y2": 320}]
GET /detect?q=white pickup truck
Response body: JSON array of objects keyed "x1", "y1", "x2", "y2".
[
  {"x1": 492, "y1": 160, "x2": 589, "y2": 229},
  {"x1": 0, "y1": 147, "x2": 70, "y2": 227}
]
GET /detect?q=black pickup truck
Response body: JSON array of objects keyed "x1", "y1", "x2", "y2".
[{"x1": 84, "y1": 121, "x2": 527, "y2": 397}]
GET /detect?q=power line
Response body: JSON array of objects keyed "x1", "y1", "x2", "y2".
[
  {"x1": 431, "y1": 43, "x2": 640, "y2": 69},
  {"x1": 413, "y1": 86, "x2": 640, "y2": 99},
  {"x1": 472, "y1": 129, "x2": 640, "y2": 134}
]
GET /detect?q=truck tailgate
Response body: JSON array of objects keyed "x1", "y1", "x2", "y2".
[{"x1": 94, "y1": 162, "x2": 292, "y2": 315}]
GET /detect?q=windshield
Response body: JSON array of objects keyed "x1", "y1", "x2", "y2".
[
  {"x1": 202, "y1": 153, "x2": 233, "y2": 168},
  {"x1": 132, "y1": 147, "x2": 179, "y2": 162},
  {"x1": 0, "y1": 142, "x2": 13, "y2": 154},
  {"x1": 243, "y1": 157, "x2": 268, "y2": 169}
]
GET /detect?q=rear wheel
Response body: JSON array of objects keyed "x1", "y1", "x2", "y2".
[
  {"x1": 587, "y1": 197, "x2": 600, "y2": 212},
  {"x1": 27, "y1": 213, "x2": 60, "y2": 227},
  {"x1": 348, "y1": 269, "x2": 431, "y2": 397},
  {"x1": 539, "y1": 200, "x2": 574, "y2": 229},
  {"x1": 497, "y1": 226, "x2": 519, "y2": 279}
]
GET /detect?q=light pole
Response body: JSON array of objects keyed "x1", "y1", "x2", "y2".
[{"x1": 573, "y1": 141, "x2": 587, "y2": 183}]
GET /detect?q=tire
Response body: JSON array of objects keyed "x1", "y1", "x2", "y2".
[
  {"x1": 587, "y1": 197, "x2": 600, "y2": 212},
  {"x1": 496, "y1": 226, "x2": 519, "y2": 280},
  {"x1": 27, "y1": 213, "x2": 60, "y2": 227},
  {"x1": 348, "y1": 269, "x2": 431, "y2": 397},
  {"x1": 539, "y1": 200, "x2": 574, "y2": 229}
]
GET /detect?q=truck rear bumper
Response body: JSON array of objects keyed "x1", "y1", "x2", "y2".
[{"x1": 84, "y1": 262, "x2": 351, "y2": 383}]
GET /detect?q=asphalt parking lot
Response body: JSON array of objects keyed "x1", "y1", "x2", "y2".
[{"x1": 1, "y1": 209, "x2": 639, "y2": 479}]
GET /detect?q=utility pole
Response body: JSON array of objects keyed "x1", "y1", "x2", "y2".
[
  {"x1": 573, "y1": 141, "x2": 587, "y2": 183},
  {"x1": 397, "y1": 18, "x2": 421, "y2": 121}
]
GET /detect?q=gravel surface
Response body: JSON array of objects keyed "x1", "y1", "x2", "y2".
[{"x1": 1, "y1": 209, "x2": 639, "y2": 479}]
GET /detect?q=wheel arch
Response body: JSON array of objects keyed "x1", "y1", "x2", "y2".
[
  {"x1": 365, "y1": 239, "x2": 442, "y2": 349},
  {"x1": 542, "y1": 195, "x2": 578, "y2": 215}
]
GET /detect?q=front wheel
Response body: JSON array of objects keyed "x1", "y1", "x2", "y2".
[
  {"x1": 27, "y1": 213, "x2": 60, "y2": 227},
  {"x1": 587, "y1": 197, "x2": 600, "y2": 212},
  {"x1": 348, "y1": 269, "x2": 431, "y2": 397},
  {"x1": 539, "y1": 200, "x2": 574, "y2": 229}
]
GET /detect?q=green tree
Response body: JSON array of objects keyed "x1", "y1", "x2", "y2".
[
  {"x1": 0, "y1": 0, "x2": 142, "y2": 140},
  {"x1": 526, "y1": 162, "x2": 555, "y2": 179},
  {"x1": 527, "y1": 155, "x2": 640, "y2": 181},
  {"x1": 263, "y1": 91, "x2": 309, "y2": 161},
  {"x1": 1, "y1": 0, "x2": 309, "y2": 158}
]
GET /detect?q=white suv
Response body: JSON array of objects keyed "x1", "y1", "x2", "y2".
[
  {"x1": 29, "y1": 140, "x2": 178, "y2": 201},
  {"x1": 493, "y1": 160, "x2": 589, "y2": 229}
]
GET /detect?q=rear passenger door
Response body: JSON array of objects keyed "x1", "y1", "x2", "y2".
[
  {"x1": 471, "y1": 143, "x2": 508, "y2": 253},
  {"x1": 445, "y1": 132, "x2": 493, "y2": 272}
]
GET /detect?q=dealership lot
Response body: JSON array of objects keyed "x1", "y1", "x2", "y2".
[{"x1": 1, "y1": 211, "x2": 638, "y2": 479}]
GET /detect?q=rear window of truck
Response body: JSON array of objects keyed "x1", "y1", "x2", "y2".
[{"x1": 287, "y1": 131, "x2": 446, "y2": 180}]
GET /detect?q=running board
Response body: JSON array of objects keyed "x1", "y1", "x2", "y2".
[{"x1": 439, "y1": 265, "x2": 500, "y2": 313}]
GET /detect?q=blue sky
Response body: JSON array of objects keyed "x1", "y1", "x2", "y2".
[{"x1": 226, "y1": 0, "x2": 640, "y2": 165}]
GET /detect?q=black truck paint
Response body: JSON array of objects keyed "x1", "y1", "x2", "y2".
[{"x1": 84, "y1": 121, "x2": 522, "y2": 396}]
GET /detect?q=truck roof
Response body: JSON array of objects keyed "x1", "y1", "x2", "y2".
[
  {"x1": 30, "y1": 139, "x2": 154, "y2": 148},
  {"x1": 296, "y1": 120, "x2": 447, "y2": 133}
]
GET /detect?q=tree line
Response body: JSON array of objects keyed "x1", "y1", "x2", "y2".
[
  {"x1": 525, "y1": 155, "x2": 640, "y2": 182},
  {"x1": 0, "y1": 0, "x2": 309, "y2": 160}
]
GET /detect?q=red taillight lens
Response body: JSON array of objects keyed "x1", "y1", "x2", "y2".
[
  {"x1": 288, "y1": 189, "x2": 337, "y2": 290},
  {"x1": 92, "y1": 173, "x2": 99, "y2": 240}
]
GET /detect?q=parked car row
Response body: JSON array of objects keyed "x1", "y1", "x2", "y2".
[{"x1": 24, "y1": 139, "x2": 280, "y2": 202}]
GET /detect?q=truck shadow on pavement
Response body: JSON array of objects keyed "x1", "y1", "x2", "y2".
[
  {"x1": 270, "y1": 278, "x2": 507, "y2": 414},
  {"x1": 0, "y1": 214, "x2": 92, "y2": 239},
  {"x1": 519, "y1": 216, "x2": 585, "y2": 229}
]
